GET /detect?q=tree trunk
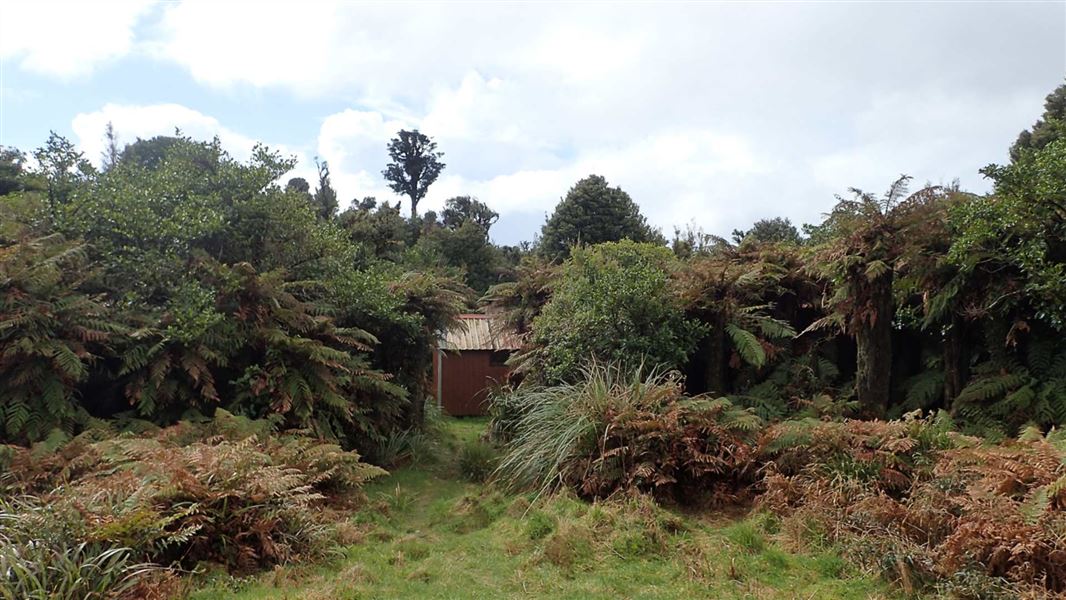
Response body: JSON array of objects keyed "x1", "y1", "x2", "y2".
[
  {"x1": 704, "y1": 317, "x2": 728, "y2": 395},
  {"x1": 855, "y1": 273, "x2": 893, "y2": 413},
  {"x1": 410, "y1": 194, "x2": 419, "y2": 220},
  {"x1": 943, "y1": 315, "x2": 969, "y2": 412}
]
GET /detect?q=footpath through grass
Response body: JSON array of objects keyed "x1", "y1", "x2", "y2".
[{"x1": 190, "y1": 417, "x2": 896, "y2": 599}]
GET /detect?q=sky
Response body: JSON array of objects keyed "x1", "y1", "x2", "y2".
[{"x1": 1, "y1": 1, "x2": 1064, "y2": 245}]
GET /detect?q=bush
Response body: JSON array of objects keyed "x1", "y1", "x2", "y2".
[
  {"x1": 494, "y1": 363, "x2": 761, "y2": 502},
  {"x1": 760, "y1": 415, "x2": 1066, "y2": 596},
  {"x1": 527, "y1": 241, "x2": 702, "y2": 383},
  {"x1": 1, "y1": 411, "x2": 385, "y2": 574}
]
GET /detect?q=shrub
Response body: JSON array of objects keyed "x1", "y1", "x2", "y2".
[
  {"x1": 1, "y1": 411, "x2": 385, "y2": 574},
  {"x1": 527, "y1": 241, "x2": 702, "y2": 383},
  {"x1": 760, "y1": 415, "x2": 1066, "y2": 596},
  {"x1": 494, "y1": 363, "x2": 761, "y2": 502}
]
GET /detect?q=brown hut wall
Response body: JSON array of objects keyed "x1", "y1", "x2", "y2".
[{"x1": 434, "y1": 350, "x2": 509, "y2": 416}]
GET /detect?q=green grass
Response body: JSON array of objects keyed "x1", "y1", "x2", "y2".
[{"x1": 189, "y1": 417, "x2": 897, "y2": 600}]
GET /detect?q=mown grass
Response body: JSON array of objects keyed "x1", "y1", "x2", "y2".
[{"x1": 189, "y1": 417, "x2": 896, "y2": 600}]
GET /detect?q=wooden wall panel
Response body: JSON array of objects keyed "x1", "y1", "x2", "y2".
[{"x1": 434, "y1": 350, "x2": 510, "y2": 416}]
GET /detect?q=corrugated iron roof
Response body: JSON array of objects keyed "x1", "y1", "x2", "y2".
[{"x1": 440, "y1": 314, "x2": 521, "y2": 351}]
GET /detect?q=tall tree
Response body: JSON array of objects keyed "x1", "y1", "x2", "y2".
[
  {"x1": 382, "y1": 130, "x2": 445, "y2": 219},
  {"x1": 102, "y1": 122, "x2": 121, "y2": 171},
  {"x1": 312, "y1": 159, "x2": 339, "y2": 220},
  {"x1": 0, "y1": 146, "x2": 29, "y2": 196},
  {"x1": 1011, "y1": 83, "x2": 1066, "y2": 162},
  {"x1": 539, "y1": 174, "x2": 663, "y2": 261}
]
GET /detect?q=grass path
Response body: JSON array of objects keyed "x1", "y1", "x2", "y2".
[{"x1": 190, "y1": 418, "x2": 897, "y2": 599}]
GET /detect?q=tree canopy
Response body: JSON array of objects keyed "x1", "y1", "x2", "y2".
[
  {"x1": 382, "y1": 129, "x2": 445, "y2": 219},
  {"x1": 539, "y1": 174, "x2": 664, "y2": 260}
]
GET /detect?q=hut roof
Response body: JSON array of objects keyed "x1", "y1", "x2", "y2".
[{"x1": 440, "y1": 314, "x2": 521, "y2": 351}]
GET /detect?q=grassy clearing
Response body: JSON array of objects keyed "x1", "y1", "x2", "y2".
[{"x1": 189, "y1": 417, "x2": 895, "y2": 600}]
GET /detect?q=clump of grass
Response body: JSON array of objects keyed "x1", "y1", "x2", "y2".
[
  {"x1": 457, "y1": 440, "x2": 498, "y2": 482},
  {"x1": 728, "y1": 522, "x2": 767, "y2": 553},
  {"x1": 525, "y1": 510, "x2": 556, "y2": 540},
  {"x1": 543, "y1": 523, "x2": 594, "y2": 568},
  {"x1": 724, "y1": 522, "x2": 767, "y2": 554}
]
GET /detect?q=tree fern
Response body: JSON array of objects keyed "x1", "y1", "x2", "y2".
[{"x1": 0, "y1": 236, "x2": 113, "y2": 443}]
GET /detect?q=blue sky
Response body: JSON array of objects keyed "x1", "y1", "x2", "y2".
[{"x1": 1, "y1": 1, "x2": 1064, "y2": 245}]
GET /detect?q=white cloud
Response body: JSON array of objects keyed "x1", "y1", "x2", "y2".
[
  {"x1": 20, "y1": 1, "x2": 1060, "y2": 244},
  {"x1": 0, "y1": 0, "x2": 153, "y2": 77}
]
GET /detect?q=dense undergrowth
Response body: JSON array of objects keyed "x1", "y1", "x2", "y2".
[
  {"x1": 491, "y1": 366, "x2": 1066, "y2": 598},
  {"x1": 0, "y1": 411, "x2": 384, "y2": 598}
]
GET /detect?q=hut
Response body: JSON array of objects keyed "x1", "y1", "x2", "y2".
[{"x1": 432, "y1": 314, "x2": 520, "y2": 416}]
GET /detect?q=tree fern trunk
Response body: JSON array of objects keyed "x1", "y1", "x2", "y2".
[
  {"x1": 704, "y1": 317, "x2": 727, "y2": 395},
  {"x1": 943, "y1": 314, "x2": 969, "y2": 411},
  {"x1": 855, "y1": 273, "x2": 893, "y2": 413}
]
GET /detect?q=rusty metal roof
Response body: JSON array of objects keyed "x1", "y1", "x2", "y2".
[{"x1": 440, "y1": 314, "x2": 521, "y2": 351}]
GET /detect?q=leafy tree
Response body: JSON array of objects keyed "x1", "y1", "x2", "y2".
[
  {"x1": 0, "y1": 146, "x2": 32, "y2": 197},
  {"x1": 285, "y1": 177, "x2": 310, "y2": 194},
  {"x1": 33, "y1": 133, "x2": 94, "y2": 226},
  {"x1": 312, "y1": 159, "x2": 339, "y2": 220},
  {"x1": 409, "y1": 196, "x2": 508, "y2": 294},
  {"x1": 1011, "y1": 83, "x2": 1066, "y2": 162},
  {"x1": 731, "y1": 217, "x2": 802, "y2": 245},
  {"x1": 539, "y1": 175, "x2": 663, "y2": 260},
  {"x1": 119, "y1": 135, "x2": 182, "y2": 170},
  {"x1": 338, "y1": 198, "x2": 412, "y2": 264},
  {"x1": 950, "y1": 139, "x2": 1066, "y2": 331},
  {"x1": 528, "y1": 241, "x2": 701, "y2": 383},
  {"x1": 441, "y1": 196, "x2": 498, "y2": 230},
  {"x1": 382, "y1": 129, "x2": 445, "y2": 219}
]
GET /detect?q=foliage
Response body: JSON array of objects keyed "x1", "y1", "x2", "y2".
[
  {"x1": 1011, "y1": 82, "x2": 1066, "y2": 161},
  {"x1": 493, "y1": 363, "x2": 761, "y2": 502},
  {"x1": 1, "y1": 411, "x2": 385, "y2": 573},
  {"x1": 952, "y1": 138, "x2": 1066, "y2": 330},
  {"x1": 412, "y1": 200, "x2": 509, "y2": 294},
  {"x1": 528, "y1": 241, "x2": 701, "y2": 383},
  {"x1": 538, "y1": 174, "x2": 664, "y2": 261},
  {"x1": 0, "y1": 235, "x2": 115, "y2": 443},
  {"x1": 382, "y1": 129, "x2": 445, "y2": 219},
  {"x1": 731, "y1": 217, "x2": 802, "y2": 245},
  {"x1": 760, "y1": 416, "x2": 1066, "y2": 596},
  {"x1": 953, "y1": 334, "x2": 1066, "y2": 434},
  {"x1": 311, "y1": 159, "x2": 339, "y2": 220}
]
